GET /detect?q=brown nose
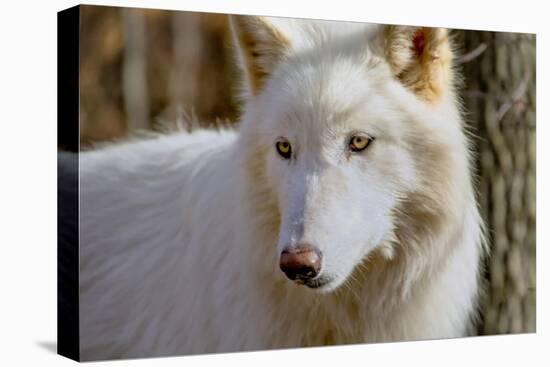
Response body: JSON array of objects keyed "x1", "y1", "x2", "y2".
[{"x1": 279, "y1": 243, "x2": 322, "y2": 282}]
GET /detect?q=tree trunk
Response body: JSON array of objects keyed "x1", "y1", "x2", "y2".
[{"x1": 460, "y1": 30, "x2": 536, "y2": 335}]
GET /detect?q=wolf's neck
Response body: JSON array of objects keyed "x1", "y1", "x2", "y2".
[{"x1": 337, "y1": 199, "x2": 482, "y2": 342}]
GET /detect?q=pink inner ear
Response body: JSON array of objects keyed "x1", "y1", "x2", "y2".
[{"x1": 412, "y1": 29, "x2": 425, "y2": 57}]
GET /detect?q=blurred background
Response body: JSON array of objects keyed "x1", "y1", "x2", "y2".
[
  {"x1": 78, "y1": 5, "x2": 240, "y2": 146},
  {"x1": 71, "y1": 5, "x2": 536, "y2": 336}
]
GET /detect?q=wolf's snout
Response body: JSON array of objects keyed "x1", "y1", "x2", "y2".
[{"x1": 279, "y1": 244, "x2": 322, "y2": 282}]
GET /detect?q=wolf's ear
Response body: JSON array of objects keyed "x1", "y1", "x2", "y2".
[
  {"x1": 229, "y1": 15, "x2": 291, "y2": 96},
  {"x1": 376, "y1": 26, "x2": 454, "y2": 102}
]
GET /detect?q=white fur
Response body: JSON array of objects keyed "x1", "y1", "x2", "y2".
[{"x1": 79, "y1": 18, "x2": 485, "y2": 360}]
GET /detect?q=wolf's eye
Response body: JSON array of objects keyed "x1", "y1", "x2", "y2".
[
  {"x1": 349, "y1": 135, "x2": 372, "y2": 152},
  {"x1": 276, "y1": 140, "x2": 292, "y2": 159}
]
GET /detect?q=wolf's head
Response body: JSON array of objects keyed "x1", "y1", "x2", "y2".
[{"x1": 231, "y1": 16, "x2": 470, "y2": 293}]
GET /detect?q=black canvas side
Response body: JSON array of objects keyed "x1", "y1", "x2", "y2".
[{"x1": 57, "y1": 4, "x2": 80, "y2": 361}]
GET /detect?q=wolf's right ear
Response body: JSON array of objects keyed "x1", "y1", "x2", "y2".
[{"x1": 229, "y1": 15, "x2": 291, "y2": 97}]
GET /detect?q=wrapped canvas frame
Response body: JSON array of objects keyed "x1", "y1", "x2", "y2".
[{"x1": 56, "y1": 4, "x2": 535, "y2": 362}]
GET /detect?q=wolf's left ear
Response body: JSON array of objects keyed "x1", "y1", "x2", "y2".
[
  {"x1": 229, "y1": 15, "x2": 291, "y2": 97},
  {"x1": 375, "y1": 26, "x2": 454, "y2": 102}
]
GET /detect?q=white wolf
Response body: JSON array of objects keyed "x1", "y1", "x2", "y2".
[{"x1": 78, "y1": 15, "x2": 486, "y2": 360}]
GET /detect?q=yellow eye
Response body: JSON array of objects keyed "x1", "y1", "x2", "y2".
[
  {"x1": 349, "y1": 135, "x2": 372, "y2": 152},
  {"x1": 276, "y1": 140, "x2": 292, "y2": 159}
]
